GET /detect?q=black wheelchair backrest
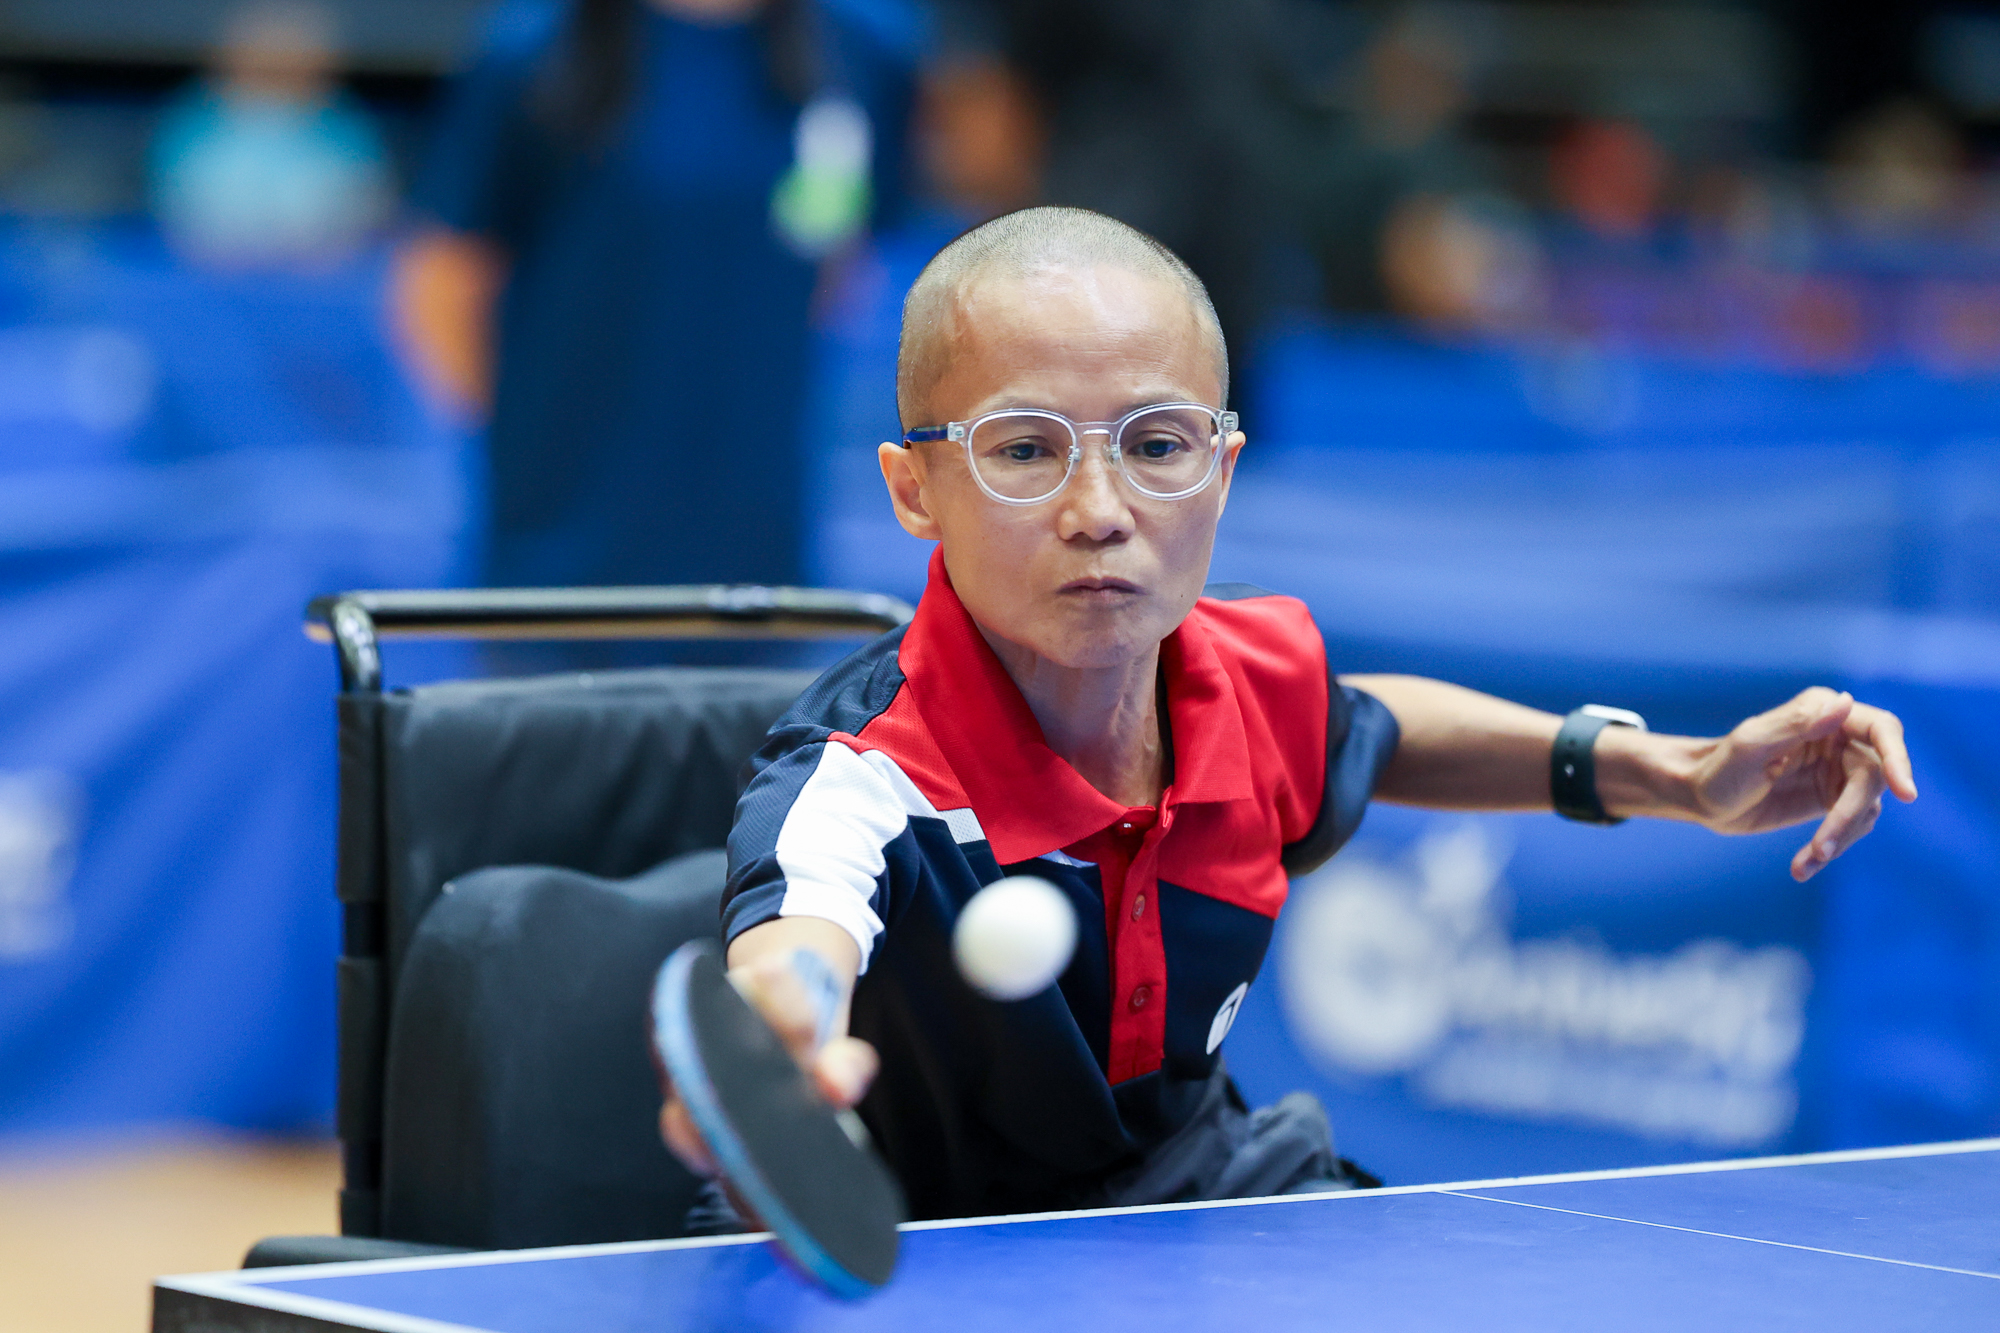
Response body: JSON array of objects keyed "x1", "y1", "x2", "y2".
[{"x1": 314, "y1": 585, "x2": 909, "y2": 1243}]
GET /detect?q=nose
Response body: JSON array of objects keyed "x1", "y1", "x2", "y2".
[{"x1": 1056, "y1": 430, "x2": 1132, "y2": 543}]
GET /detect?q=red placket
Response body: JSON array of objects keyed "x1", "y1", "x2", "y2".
[{"x1": 1066, "y1": 798, "x2": 1174, "y2": 1083}]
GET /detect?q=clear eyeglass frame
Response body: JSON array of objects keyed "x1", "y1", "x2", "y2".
[{"x1": 900, "y1": 402, "x2": 1239, "y2": 506}]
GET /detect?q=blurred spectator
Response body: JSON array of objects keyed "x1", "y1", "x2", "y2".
[
  {"x1": 1684, "y1": 164, "x2": 1816, "y2": 271},
  {"x1": 151, "y1": 2, "x2": 393, "y2": 268},
  {"x1": 391, "y1": 0, "x2": 915, "y2": 592},
  {"x1": 1378, "y1": 192, "x2": 1545, "y2": 332},
  {"x1": 1549, "y1": 120, "x2": 1670, "y2": 242},
  {"x1": 1828, "y1": 97, "x2": 1967, "y2": 236},
  {"x1": 912, "y1": 51, "x2": 1043, "y2": 221},
  {"x1": 1288, "y1": 10, "x2": 1550, "y2": 338},
  {"x1": 934, "y1": 0, "x2": 1346, "y2": 393}
]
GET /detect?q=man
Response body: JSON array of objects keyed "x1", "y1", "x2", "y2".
[{"x1": 661, "y1": 207, "x2": 1916, "y2": 1221}]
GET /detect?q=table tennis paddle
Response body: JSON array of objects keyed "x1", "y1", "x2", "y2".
[{"x1": 650, "y1": 940, "x2": 905, "y2": 1297}]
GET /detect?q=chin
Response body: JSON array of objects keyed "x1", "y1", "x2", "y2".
[{"x1": 1039, "y1": 602, "x2": 1171, "y2": 669}]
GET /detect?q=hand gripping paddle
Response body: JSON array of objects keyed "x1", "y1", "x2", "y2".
[{"x1": 650, "y1": 940, "x2": 905, "y2": 1296}]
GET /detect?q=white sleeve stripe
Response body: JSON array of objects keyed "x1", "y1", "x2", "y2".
[
  {"x1": 774, "y1": 744, "x2": 903, "y2": 972},
  {"x1": 851, "y1": 748, "x2": 987, "y2": 845},
  {"x1": 771, "y1": 742, "x2": 988, "y2": 973},
  {"x1": 777, "y1": 881, "x2": 886, "y2": 967},
  {"x1": 940, "y1": 806, "x2": 986, "y2": 845}
]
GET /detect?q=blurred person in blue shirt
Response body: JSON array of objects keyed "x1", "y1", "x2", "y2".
[
  {"x1": 391, "y1": 0, "x2": 917, "y2": 593},
  {"x1": 152, "y1": 1, "x2": 393, "y2": 268}
]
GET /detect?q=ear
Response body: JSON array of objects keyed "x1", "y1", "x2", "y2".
[
  {"x1": 879, "y1": 441, "x2": 944, "y2": 541},
  {"x1": 1210, "y1": 429, "x2": 1246, "y2": 518}
]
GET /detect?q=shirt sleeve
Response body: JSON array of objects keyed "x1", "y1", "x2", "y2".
[
  {"x1": 1279, "y1": 681, "x2": 1400, "y2": 877},
  {"x1": 723, "y1": 733, "x2": 912, "y2": 970},
  {"x1": 407, "y1": 2, "x2": 559, "y2": 241}
]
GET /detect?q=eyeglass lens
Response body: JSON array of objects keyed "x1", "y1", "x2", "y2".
[{"x1": 968, "y1": 406, "x2": 1221, "y2": 502}]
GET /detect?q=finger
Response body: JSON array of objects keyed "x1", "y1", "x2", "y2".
[
  {"x1": 1817, "y1": 771, "x2": 1886, "y2": 861},
  {"x1": 812, "y1": 1036, "x2": 880, "y2": 1110},
  {"x1": 1791, "y1": 765, "x2": 1887, "y2": 881},
  {"x1": 728, "y1": 958, "x2": 821, "y2": 1062},
  {"x1": 1848, "y1": 702, "x2": 1918, "y2": 802},
  {"x1": 659, "y1": 1100, "x2": 719, "y2": 1177},
  {"x1": 1814, "y1": 802, "x2": 1884, "y2": 873},
  {"x1": 1738, "y1": 687, "x2": 1851, "y2": 757}
]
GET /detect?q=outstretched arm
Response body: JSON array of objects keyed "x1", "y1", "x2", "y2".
[{"x1": 1344, "y1": 675, "x2": 1918, "y2": 882}]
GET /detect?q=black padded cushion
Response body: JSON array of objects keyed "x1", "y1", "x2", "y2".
[
  {"x1": 377, "y1": 667, "x2": 813, "y2": 983},
  {"x1": 244, "y1": 1235, "x2": 468, "y2": 1268},
  {"x1": 379, "y1": 849, "x2": 729, "y2": 1249}
]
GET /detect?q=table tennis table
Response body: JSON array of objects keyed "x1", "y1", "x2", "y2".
[{"x1": 156, "y1": 1139, "x2": 2000, "y2": 1332}]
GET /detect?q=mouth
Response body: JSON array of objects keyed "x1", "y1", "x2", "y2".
[{"x1": 1059, "y1": 577, "x2": 1142, "y2": 597}]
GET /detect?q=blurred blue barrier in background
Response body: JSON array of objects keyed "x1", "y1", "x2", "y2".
[
  {"x1": 810, "y1": 224, "x2": 2000, "y2": 1181},
  {"x1": 0, "y1": 224, "x2": 472, "y2": 1137},
  {"x1": 1814, "y1": 682, "x2": 2000, "y2": 1149},
  {"x1": 1, "y1": 217, "x2": 1994, "y2": 1184}
]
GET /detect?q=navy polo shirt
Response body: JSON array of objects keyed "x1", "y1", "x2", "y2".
[{"x1": 723, "y1": 551, "x2": 1399, "y2": 1219}]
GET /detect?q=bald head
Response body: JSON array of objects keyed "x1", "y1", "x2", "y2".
[{"x1": 896, "y1": 207, "x2": 1228, "y2": 429}]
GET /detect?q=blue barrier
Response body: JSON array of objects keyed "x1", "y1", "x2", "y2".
[
  {"x1": 0, "y1": 227, "x2": 472, "y2": 1136},
  {"x1": 1811, "y1": 681, "x2": 2000, "y2": 1148}
]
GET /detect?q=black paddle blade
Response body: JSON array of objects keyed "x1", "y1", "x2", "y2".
[{"x1": 652, "y1": 940, "x2": 905, "y2": 1296}]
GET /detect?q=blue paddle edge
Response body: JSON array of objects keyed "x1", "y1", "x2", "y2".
[{"x1": 651, "y1": 940, "x2": 884, "y2": 1300}]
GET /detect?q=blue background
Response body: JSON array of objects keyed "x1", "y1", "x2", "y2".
[{"x1": 0, "y1": 224, "x2": 473, "y2": 1136}]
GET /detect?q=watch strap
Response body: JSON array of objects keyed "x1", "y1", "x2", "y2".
[{"x1": 1552, "y1": 709, "x2": 1630, "y2": 825}]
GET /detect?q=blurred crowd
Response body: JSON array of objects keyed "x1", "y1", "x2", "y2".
[{"x1": 1, "y1": 0, "x2": 1999, "y2": 589}]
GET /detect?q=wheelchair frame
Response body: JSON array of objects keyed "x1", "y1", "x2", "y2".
[{"x1": 303, "y1": 585, "x2": 913, "y2": 1238}]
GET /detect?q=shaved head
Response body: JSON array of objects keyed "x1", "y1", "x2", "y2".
[{"x1": 896, "y1": 207, "x2": 1229, "y2": 428}]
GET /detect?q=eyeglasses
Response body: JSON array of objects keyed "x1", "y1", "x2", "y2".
[{"x1": 900, "y1": 403, "x2": 1238, "y2": 506}]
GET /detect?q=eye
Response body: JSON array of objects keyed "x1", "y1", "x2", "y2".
[
  {"x1": 1128, "y1": 432, "x2": 1192, "y2": 460},
  {"x1": 989, "y1": 434, "x2": 1058, "y2": 463}
]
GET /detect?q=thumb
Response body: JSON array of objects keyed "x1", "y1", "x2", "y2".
[
  {"x1": 1733, "y1": 687, "x2": 1851, "y2": 756},
  {"x1": 727, "y1": 958, "x2": 822, "y2": 1064},
  {"x1": 813, "y1": 1036, "x2": 879, "y2": 1110}
]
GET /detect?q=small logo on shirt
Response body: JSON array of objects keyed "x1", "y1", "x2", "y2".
[{"x1": 1207, "y1": 981, "x2": 1249, "y2": 1054}]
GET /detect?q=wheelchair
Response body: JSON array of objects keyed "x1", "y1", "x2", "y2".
[{"x1": 246, "y1": 585, "x2": 912, "y2": 1267}]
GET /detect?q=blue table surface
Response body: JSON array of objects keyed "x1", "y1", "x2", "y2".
[{"x1": 181, "y1": 1144, "x2": 2000, "y2": 1333}]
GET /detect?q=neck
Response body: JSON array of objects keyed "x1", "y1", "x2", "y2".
[{"x1": 979, "y1": 628, "x2": 1165, "y2": 808}]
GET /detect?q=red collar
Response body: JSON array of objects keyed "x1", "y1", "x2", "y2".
[{"x1": 899, "y1": 550, "x2": 1255, "y2": 864}]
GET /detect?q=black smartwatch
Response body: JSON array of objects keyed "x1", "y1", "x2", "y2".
[{"x1": 1551, "y1": 705, "x2": 1647, "y2": 825}]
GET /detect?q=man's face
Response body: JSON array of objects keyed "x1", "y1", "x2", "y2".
[{"x1": 880, "y1": 265, "x2": 1243, "y2": 671}]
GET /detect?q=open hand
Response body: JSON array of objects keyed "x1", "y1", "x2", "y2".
[{"x1": 1684, "y1": 686, "x2": 1918, "y2": 881}]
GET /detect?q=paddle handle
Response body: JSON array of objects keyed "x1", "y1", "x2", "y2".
[{"x1": 789, "y1": 949, "x2": 843, "y2": 1049}]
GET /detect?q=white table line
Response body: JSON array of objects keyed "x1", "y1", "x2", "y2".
[{"x1": 1442, "y1": 1192, "x2": 2000, "y2": 1282}]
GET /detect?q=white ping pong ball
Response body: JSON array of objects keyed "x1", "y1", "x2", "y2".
[{"x1": 952, "y1": 875, "x2": 1078, "y2": 1002}]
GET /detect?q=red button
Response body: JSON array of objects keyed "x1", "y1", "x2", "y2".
[
  {"x1": 1131, "y1": 894, "x2": 1146, "y2": 920},
  {"x1": 1129, "y1": 986, "x2": 1150, "y2": 1011}
]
